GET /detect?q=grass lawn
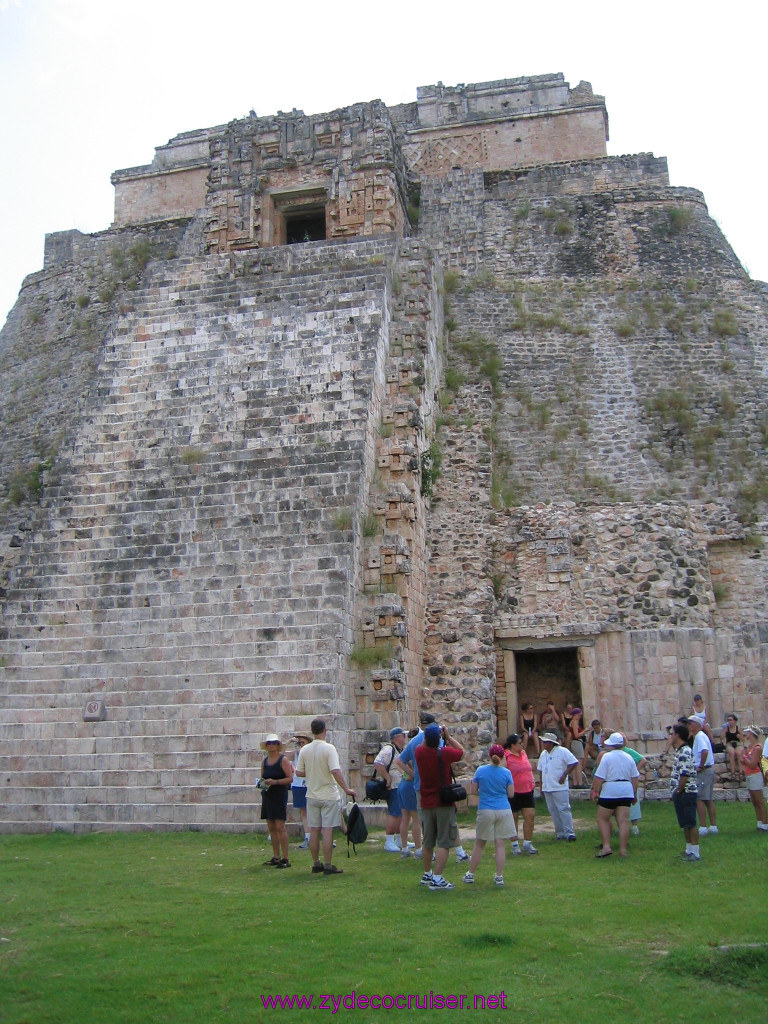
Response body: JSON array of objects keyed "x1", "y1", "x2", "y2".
[{"x1": 1, "y1": 801, "x2": 766, "y2": 1023}]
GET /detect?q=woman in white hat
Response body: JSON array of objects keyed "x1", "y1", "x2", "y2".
[
  {"x1": 590, "y1": 732, "x2": 640, "y2": 858},
  {"x1": 259, "y1": 735, "x2": 294, "y2": 867}
]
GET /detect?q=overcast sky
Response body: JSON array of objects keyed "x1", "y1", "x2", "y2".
[{"x1": 1, "y1": 0, "x2": 766, "y2": 328}]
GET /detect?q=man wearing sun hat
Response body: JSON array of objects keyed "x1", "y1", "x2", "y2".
[{"x1": 537, "y1": 732, "x2": 579, "y2": 841}]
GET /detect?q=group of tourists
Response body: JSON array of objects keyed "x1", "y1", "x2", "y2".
[
  {"x1": 257, "y1": 698, "x2": 768, "y2": 885},
  {"x1": 665, "y1": 695, "x2": 768, "y2": 858}
]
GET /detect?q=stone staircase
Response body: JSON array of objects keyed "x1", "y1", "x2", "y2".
[{"x1": 0, "y1": 236, "x2": 401, "y2": 831}]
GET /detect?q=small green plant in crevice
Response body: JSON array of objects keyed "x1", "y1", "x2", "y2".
[
  {"x1": 332, "y1": 507, "x2": 353, "y2": 531},
  {"x1": 349, "y1": 642, "x2": 395, "y2": 669},
  {"x1": 453, "y1": 333, "x2": 503, "y2": 394},
  {"x1": 491, "y1": 574, "x2": 505, "y2": 601},
  {"x1": 712, "y1": 582, "x2": 729, "y2": 604},
  {"x1": 75, "y1": 294, "x2": 90, "y2": 309},
  {"x1": 420, "y1": 441, "x2": 443, "y2": 497},
  {"x1": 442, "y1": 270, "x2": 460, "y2": 294},
  {"x1": 647, "y1": 388, "x2": 696, "y2": 434},
  {"x1": 491, "y1": 467, "x2": 520, "y2": 510},
  {"x1": 712, "y1": 308, "x2": 739, "y2": 338},
  {"x1": 656, "y1": 205, "x2": 693, "y2": 238},
  {"x1": 719, "y1": 389, "x2": 738, "y2": 421},
  {"x1": 180, "y1": 447, "x2": 206, "y2": 466},
  {"x1": 444, "y1": 367, "x2": 464, "y2": 392},
  {"x1": 361, "y1": 513, "x2": 379, "y2": 539},
  {"x1": 406, "y1": 182, "x2": 421, "y2": 228}
]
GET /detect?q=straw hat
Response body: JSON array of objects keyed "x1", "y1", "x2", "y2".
[{"x1": 259, "y1": 733, "x2": 286, "y2": 752}]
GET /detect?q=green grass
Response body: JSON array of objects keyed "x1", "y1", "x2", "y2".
[{"x1": 1, "y1": 803, "x2": 766, "y2": 1023}]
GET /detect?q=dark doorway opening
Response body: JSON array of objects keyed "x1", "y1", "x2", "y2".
[
  {"x1": 285, "y1": 208, "x2": 326, "y2": 244},
  {"x1": 515, "y1": 648, "x2": 581, "y2": 738}
]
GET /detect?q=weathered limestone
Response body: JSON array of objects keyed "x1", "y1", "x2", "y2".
[{"x1": 1, "y1": 72, "x2": 767, "y2": 830}]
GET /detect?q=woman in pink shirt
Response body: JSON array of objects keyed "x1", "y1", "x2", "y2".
[{"x1": 503, "y1": 733, "x2": 538, "y2": 855}]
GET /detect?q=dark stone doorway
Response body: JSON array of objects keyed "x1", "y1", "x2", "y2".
[
  {"x1": 515, "y1": 648, "x2": 581, "y2": 736},
  {"x1": 285, "y1": 208, "x2": 326, "y2": 244}
]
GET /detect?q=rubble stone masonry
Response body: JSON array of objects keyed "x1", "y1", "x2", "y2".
[{"x1": 1, "y1": 74, "x2": 766, "y2": 830}]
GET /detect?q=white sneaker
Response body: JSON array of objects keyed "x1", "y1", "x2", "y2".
[
  {"x1": 406, "y1": 841, "x2": 416, "y2": 849},
  {"x1": 456, "y1": 851, "x2": 470, "y2": 863},
  {"x1": 524, "y1": 844, "x2": 539, "y2": 855},
  {"x1": 413, "y1": 847, "x2": 422, "y2": 857},
  {"x1": 400, "y1": 847, "x2": 412, "y2": 858},
  {"x1": 511, "y1": 845, "x2": 522, "y2": 856},
  {"x1": 699, "y1": 827, "x2": 708, "y2": 835},
  {"x1": 420, "y1": 871, "x2": 434, "y2": 885},
  {"x1": 631, "y1": 825, "x2": 640, "y2": 836},
  {"x1": 383, "y1": 839, "x2": 400, "y2": 853},
  {"x1": 298, "y1": 838, "x2": 310, "y2": 849},
  {"x1": 462, "y1": 871, "x2": 475, "y2": 884},
  {"x1": 708, "y1": 826, "x2": 719, "y2": 834},
  {"x1": 494, "y1": 875, "x2": 504, "y2": 887},
  {"x1": 429, "y1": 877, "x2": 455, "y2": 891}
]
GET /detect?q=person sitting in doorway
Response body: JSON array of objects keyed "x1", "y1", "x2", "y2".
[{"x1": 519, "y1": 703, "x2": 540, "y2": 756}]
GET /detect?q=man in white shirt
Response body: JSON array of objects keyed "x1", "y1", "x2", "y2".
[
  {"x1": 295, "y1": 718, "x2": 356, "y2": 875},
  {"x1": 688, "y1": 717, "x2": 718, "y2": 835},
  {"x1": 537, "y1": 732, "x2": 579, "y2": 841}
]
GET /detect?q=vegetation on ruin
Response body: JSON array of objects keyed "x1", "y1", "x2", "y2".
[
  {"x1": 419, "y1": 440, "x2": 443, "y2": 497},
  {"x1": 179, "y1": 447, "x2": 206, "y2": 466},
  {"x1": 1, "y1": 802, "x2": 766, "y2": 1024},
  {"x1": 332, "y1": 507, "x2": 353, "y2": 531},
  {"x1": 349, "y1": 641, "x2": 395, "y2": 668},
  {"x1": 436, "y1": 268, "x2": 767, "y2": 516},
  {"x1": 360, "y1": 512, "x2": 380, "y2": 539}
]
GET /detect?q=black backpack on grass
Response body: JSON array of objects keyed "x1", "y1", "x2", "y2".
[{"x1": 343, "y1": 803, "x2": 368, "y2": 856}]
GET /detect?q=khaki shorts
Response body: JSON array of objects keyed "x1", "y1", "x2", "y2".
[
  {"x1": 307, "y1": 797, "x2": 342, "y2": 829},
  {"x1": 421, "y1": 805, "x2": 459, "y2": 849},
  {"x1": 746, "y1": 773, "x2": 766, "y2": 793},
  {"x1": 696, "y1": 765, "x2": 714, "y2": 801},
  {"x1": 476, "y1": 808, "x2": 517, "y2": 842}
]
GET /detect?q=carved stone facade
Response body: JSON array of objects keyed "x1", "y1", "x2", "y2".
[{"x1": 1, "y1": 73, "x2": 766, "y2": 831}]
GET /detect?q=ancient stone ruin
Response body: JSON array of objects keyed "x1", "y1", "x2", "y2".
[{"x1": 1, "y1": 73, "x2": 766, "y2": 830}]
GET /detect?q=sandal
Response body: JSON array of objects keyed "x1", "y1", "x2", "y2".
[
  {"x1": 595, "y1": 849, "x2": 613, "y2": 858},
  {"x1": 263, "y1": 856, "x2": 281, "y2": 866},
  {"x1": 276, "y1": 859, "x2": 291, "y2": 869}
]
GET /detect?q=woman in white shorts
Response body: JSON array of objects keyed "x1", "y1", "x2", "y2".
[
  {"x1": 740, "y1": 726, "x2": 768, "y2": 832},
  {"x1": 462, "y1": 744, "x2": 516, "y2": 888}
]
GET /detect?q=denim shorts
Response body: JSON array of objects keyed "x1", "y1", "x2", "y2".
[{"x1": 673, "y1": 790, "x2": 698, "y2": 829}]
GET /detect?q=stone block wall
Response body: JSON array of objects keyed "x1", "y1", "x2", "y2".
[
  {"x1": 0, "y1": 236, "x2": 408, "y2": 830},
  {"x1": 414, "y1": 147, "x2": 768, "y2": 759}
]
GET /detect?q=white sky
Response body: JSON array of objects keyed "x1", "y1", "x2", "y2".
[{"x1": 1, "y1": 0, "x2": 767, "y2": 328}]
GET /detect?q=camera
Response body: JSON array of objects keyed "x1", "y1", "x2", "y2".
[{"x1": 255, "y1": 776, "x2": 268, "y2": 790}]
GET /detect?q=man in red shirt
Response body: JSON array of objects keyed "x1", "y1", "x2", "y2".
[{"x1": 414, "y1": 723, "x2": 464, "y2": 891}]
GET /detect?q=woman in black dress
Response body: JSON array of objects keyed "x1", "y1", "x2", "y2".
[{"x1": 259, "y1": 734, "x2": 294, "y2": 867}]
